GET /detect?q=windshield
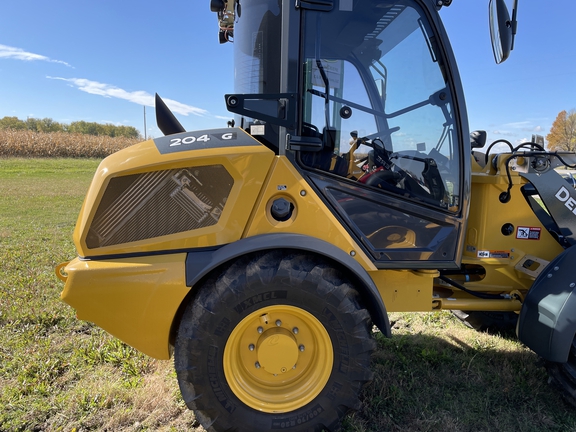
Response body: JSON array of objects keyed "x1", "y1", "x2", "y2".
[{"x1": 300, "y1": 0, "x2": 460, "y2": 211}]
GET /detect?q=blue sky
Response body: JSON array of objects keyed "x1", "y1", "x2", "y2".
[{"x1": 1, "y1": 0, "x2": 575, "y2": 145}]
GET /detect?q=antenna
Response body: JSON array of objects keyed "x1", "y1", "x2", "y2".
[{"x1": 143, "y1": 105, "x2": 147, "y2": 141}]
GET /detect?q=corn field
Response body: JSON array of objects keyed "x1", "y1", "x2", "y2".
[{"x1": 0, "y1": 129, "x2": 141, "y2": 158}]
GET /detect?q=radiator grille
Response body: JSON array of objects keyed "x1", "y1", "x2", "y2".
[{"x1": 86, "y1": 165, "x2": 233, "y2": 249}]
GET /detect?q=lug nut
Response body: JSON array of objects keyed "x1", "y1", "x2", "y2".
[
  {"x1": 275, "y1": 320, "x2": 282, "y2": 327},
  {"x1": 249, "y1": 344, "x2": 255, "y2": 351},
  {"x1": 299, "y1": 345, "x2": 305, "y2": 352},
  {"x1": 255, "y1": 362, "x2": 261, "y2": 369},
  {"x1": 257, "y1": 326, "x2": 263, "y2": 334},
  {"x1": 292, "y1": 327, "x2": 299, "y2": 334}
]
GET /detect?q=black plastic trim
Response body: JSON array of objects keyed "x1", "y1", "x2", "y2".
[
  {"x1": 296, "y1": 0, "x2": 333, "y2": 12},
  {"x1": 517, "y1": 245, "x2": 576, "y2": 362},
  {"x1": 79, "y1": 245, "x2": 220, "y2": 262},
  {"x1": 225, "y1": 93, "x2": 297, "y2": 129},
  {"x1": 185, "y1": 233, "x2": 391, "y2": 336}
]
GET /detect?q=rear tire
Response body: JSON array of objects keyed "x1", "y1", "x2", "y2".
[
  {"x1": 547, "y1": 338, "x2": 576, "y2": 407},
  {"x1": 452, "y1": 310, "x2": 518, "y2": 332},
  {"x1": 174, "y1": 251, "x2": 375, "y2": 432}
]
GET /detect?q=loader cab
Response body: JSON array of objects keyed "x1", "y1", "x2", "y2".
[{"x1": 225, "y1": 0, "x2": 514, "y2": 269}]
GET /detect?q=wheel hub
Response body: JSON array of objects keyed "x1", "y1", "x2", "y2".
[
  {"x1": 223, "y1": 305, "x2": 333, "y2": 413},
  {"x1": 257, "y1": 328, "x2": 298, "y2": 375}
]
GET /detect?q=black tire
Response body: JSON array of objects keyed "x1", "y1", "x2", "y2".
[
  {"x1": 174, "y1": 250, "x2": 375, "y2": 432},
  {"x1": 547, "y1": 337, "x2": 576, "y2": 407},
  {"x1": 452, "y1": 310, "x2": 518, "y2": 332}
]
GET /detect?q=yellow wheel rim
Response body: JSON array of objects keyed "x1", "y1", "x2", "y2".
[{"x1": 223, "y1": 305, "x2": 333, "y2": 413}]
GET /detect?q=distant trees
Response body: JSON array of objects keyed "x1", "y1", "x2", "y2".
[
  {"x1": 547, "y1": 110, "x2": 576, "y2": 152},
  {"x1": 0, "y1": 116, "x2": 26, "y2": 130},
  {"x1": 0, "y1": 116, "x2": 140, "y2": 138}
]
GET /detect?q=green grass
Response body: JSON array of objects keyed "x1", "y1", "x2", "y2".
[
  {"x1": 1, "y1": 157, "x2": 576, "y2": 431},
  {"x1": 0, "y1": 158, "x2": 197, "y2": 431}
]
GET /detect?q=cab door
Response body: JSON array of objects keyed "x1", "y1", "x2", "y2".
[{"x1": 296, "y1": 0, "x2": 469, "y2": 269}]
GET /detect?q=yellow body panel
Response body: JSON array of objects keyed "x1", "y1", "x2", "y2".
[
  {"x1": 74, "y1": 135, "x2": 275, "y2": 257},
  {"x1": 369, "y1": 269, "x2": 436, "y2": 312},
  {"x1": 462, "y1": 158, "x2": 563, "y2": 293},
  {"x1": 243, "y1": 156, "x2": 376, "y2": 271},
  {"x1": 61, "y1": 254, "x2": 189, "y2": 359}
]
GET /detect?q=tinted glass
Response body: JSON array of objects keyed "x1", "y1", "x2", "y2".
[{"x1": 301, "y1": 0, "x2": 460, "y2": 212}]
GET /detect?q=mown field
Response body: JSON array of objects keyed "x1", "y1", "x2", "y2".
[{"x1": 2, "y1": 155, "x2": 576, "y2": 431}]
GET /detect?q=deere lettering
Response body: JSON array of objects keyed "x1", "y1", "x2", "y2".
[{"x1": 555, "y1": 186, "x2": 576, "y2": 214}]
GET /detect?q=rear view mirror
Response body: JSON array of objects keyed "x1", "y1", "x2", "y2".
[{"x1": 489, "y1": 0, "x2": 518, "y2": 64}]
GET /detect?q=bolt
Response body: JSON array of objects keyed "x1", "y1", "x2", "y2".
[
  {"x1": 350, "y1": 250, "x2": 356, "y2": 257},
  {"x1": 547, "y1": 274, "x2": 553, "y2": 279},
  {"x1": 299, "y1": 345, "x2": 305, "y2": 352},
  {"x1": 554, "y1": 266, "x2": 560, "y2": 271},
  {"x1": 257, "y1": 326, "x2": 263, "y2": 334},
  {"x1": 281, "y1": 367, "x2": 287, "y2": 373},
  {"x1": 249, "y1": 344, "x2": 255, "y2": 351},
  {"x1": 255, "y1": 362, "x2": 261, "y2": 369},
  {"x1": 293, "y1": 327, "x2": 299, "y2": 334},
  {"x1": 276, "y1": 320, "x2": 282, "y2": 327},
  {"x1": 300, "y1": 190, "x2": 306, "y2": 196},
  {"x1": 293, "y1": 365, "x2": 297, "y2": 369},
  {"x1": 571, "y1": 283, "x2": 576, "y2": 288}
]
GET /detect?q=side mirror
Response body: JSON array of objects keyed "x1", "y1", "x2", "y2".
[{"x1": 489, "y1": 0, "x2": 518, "y2": 64}]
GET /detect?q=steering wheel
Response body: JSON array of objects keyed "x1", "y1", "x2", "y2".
[{"x1": 363, "y1": 151, "x2": 446, "y2": 204}]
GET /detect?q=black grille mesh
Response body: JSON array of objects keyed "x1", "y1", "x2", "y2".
[{"x1": 86, "y1": 165, "x2": 233, "y2": 249}]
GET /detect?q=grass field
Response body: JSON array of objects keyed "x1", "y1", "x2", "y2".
[{"x1": 1, "y1": 157, "x2": 576, "y2": 431}]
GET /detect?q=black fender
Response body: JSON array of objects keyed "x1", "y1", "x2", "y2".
[
  {"x1": 185, "y1": 233, "x2": 391, "y2": 336},
  {"x1": 517, "y1": 246, "x2": 576, "y2": 363}
]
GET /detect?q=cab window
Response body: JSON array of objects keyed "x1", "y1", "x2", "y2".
[{"x1": 300, "y1": 1, "x2": 460, "y2": 212}]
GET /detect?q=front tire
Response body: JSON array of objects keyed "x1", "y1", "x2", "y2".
[{"x1": 174, "y1": 251, "x2": 375, "y2": 432}]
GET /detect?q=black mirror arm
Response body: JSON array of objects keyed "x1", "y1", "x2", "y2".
[{"x1": 510, "y1": 0, "x2": 519, "y2": 51}]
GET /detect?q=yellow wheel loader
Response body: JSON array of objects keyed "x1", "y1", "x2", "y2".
[{"x1": 56, "y1": 0, "x2": 576, "y2": 430}]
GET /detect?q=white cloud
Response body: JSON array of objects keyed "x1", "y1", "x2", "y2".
[
  {"x1": 491, "y1": 129, "x2": 515, "y2": 137},
  {"x1": 47, "y1": 76, "x2": 207, "y2": 116},
  {"x1": 502, "y1": 121, "x2": 544, "y2": 133},
  {"x1": 503, "y1": 121, "x2": 531, "y2": 129},
  {"x1": 0, "y1": 44, "x2": 72, "y2": 67}
]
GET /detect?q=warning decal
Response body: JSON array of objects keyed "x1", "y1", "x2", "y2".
[
  {"x1": 477, "y1": 250, "x2": 510, "y2": 259},
  {"x1": 516, "y1": 226, "x2": 541, "y2": 240}
]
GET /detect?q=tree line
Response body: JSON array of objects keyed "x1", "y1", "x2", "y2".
[
  {"x1": 547, "y1": 109, "x2": 576, "y2": 152},
  {"x1": 0, "y1": 116, "x2": 140, "y2": 139}
]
